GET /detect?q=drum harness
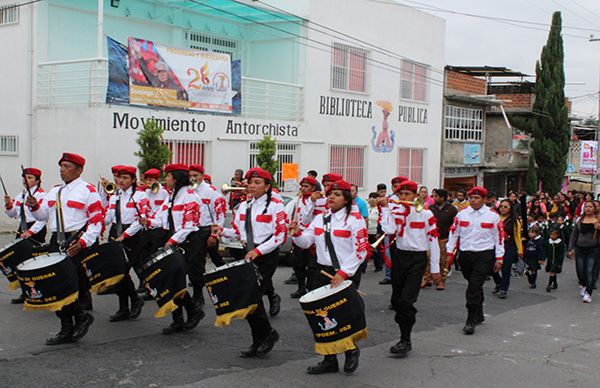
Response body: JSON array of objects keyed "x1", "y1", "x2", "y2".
[
  {"x1": 323, "y1": 215, "x2": 342, "y2": 273},
  {"x1": 243, "y1": 200, "x2": 265, "y2": 285}
]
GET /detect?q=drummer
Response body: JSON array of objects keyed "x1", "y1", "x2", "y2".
[
  {"x1": 25, "y1": 152, "x2": 99, "y2": 345},
  {"x1": 290, "y1": 179, "x2": 368, "y2": 375},
  {"x1": 3, "y1": 167, "x2": 47, "y2": 304},
  {"x1": 142, "y1": 163, "x2": 205, "y2": 334},
  {"x1": 220, "y1": 167, "x2": 286, "y2": 358},
  {"x1": 104, "y1": 166, "x2": 147, "y2": 322}
]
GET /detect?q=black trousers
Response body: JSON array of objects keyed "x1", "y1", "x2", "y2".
[
  {"x1": 182, "y1": 228, "x2": 206, "y2": 291},
  {"x1": 18, "y1": 221, "x2": 47, "y2": 243},
  {"x1": 459, "y1": 250, "x2": 495, "y2": 323},
  {"x1": 292, "y1": 244, "x2": 314, "y2": 290},
  {"x1": 391, "y1": 249, "x2": 427, "y2": 341},
  {"x1": 109, "y1": 224, "x2": 141, "y2": 309},
  {"x1": 310, "y1": 264, "x2": 363, "y2": 291},
  {"x1": 207, "y1": 240, "x2": 225, "y2": 267},
  {"x1": 247, "y1": 250, "x2": 278, "y2": 343}
]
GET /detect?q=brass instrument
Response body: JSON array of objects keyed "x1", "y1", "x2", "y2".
[
  {"x1": 150, "y1": 181, "x2": 161, "y2": 194},
  {"x1": 102, "y1": 181, "x2": 117, "y2": 195},
  {"x1": 190, "y1": 178, "x2": 199, "y2": 190},
  {"x1": 370, "y1": 234, "x2": 387, "y2": 249},
  {"x1": 388, "y1": 196, "x2": 425, "y2": 212},
  {"x1": 221, "y1": 183, "x2": 247, "y2": 194}
]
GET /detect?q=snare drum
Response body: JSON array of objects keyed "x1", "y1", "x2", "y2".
[
  {"x1": 299, "y1": 280, "x2": 367, "y2": 355},
  {"x1": 141, "y1": 248, "x2": 189, "y2": 318},
  {"x1": 203, "y1": 260, "x2": 260, "y2": 327},
  {"x1": 16, "y1": 253, "x2": 79, "y2": 311},
  {"x1": 80, "y1": 241, "x2": 127, "y2": 294},
  {"x1": 0, "y1": 238, "x2": 34, "y2": 290}
]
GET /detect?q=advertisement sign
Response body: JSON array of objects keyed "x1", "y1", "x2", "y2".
[
  {"x1": 463, "y1": 143, "x2": 481, "y2": 165},
  {"x1": 580, "y1": 140, "x2": 597, "y2": 175}
]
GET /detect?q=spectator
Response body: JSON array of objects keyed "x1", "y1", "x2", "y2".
[
  {"x1": 368, "y1": 192, "x2": 383, "y2": 272},
  {"x1": 453, "y1": 189, "x2": 469, "y2": 211},
  {"x1": 418, "y1": 186, "x2": 434, "y2": 208},
  {"x1": 377, "y1": 183, "x2": 387, "y2": 198},
  {"x1": 307, "y1": 170, "x2": 322, "y2": 191},
  {"x1": 228, "y1": 168, "x2": 247, "y2": 210},
  {"x1": 486, "y1": 192, "x2": 499, "y2": 211},
  {"x1": 351, "y1": 184, "x2": 368, "y2": 221},
  {"x1": 507, "y1": 191, "x2": 521, "y2": 216}
]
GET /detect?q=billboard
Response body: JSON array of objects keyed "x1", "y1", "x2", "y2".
[{"x1": 580, "y1": 140, "x2": 597, "y2": 175}]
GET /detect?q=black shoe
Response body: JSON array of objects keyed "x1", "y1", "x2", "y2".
[
  {"x1": 475, "y1": 315, "x2": 485, "y2": 325},
  {"x1": 193, "y1": 287, "x2": 205, "y2": 308},
  {"x1": 129, "y1": 298, "x2": 144, "y2": 320},
  {"x1": 379, "y1": 278, "x2": 391, "y2": 285},
  {"x1": 374, "y1": 268, "x2": 382, "y2": 273},
  {"x1": 46, "y1": 323, "x2": 74, "y2": 346},
  {"x1": 284, "y1": 273, "x2": 298, "y2": 285},
  {"x1": 268, "y1": 294, "x2": 281, "y2": 317},
  {"x1": 290, "y1": 288, "x2": 307, "y2": 299},
  {"x1": 72, "y1": 313, "x2": 94, "y2": 341},
  {"x1": 390, "y1": 340, "x2": 411, "y2": 357},
  {"x1": 529, "y1": 284, "x2": 536, "y2": 289},
  {"x1": 343, "y1": 347, "x2": 360, "y2": 374},
  {"x1": 546, "y1": 285, "x2": 551, "y2": 292},
  {"x1": 183, "y1": 304, "x2": 205, "y2": 331},
  {"x1": 463, "y1": 322, "x2": 475, "y2": 335},
  {"x1": 11, "y1": 294, "x2": 25, "y2": 304},
  {"x1": 162, "y1": 320, "x2": 184, "y2": 335},
  {"x1": 492, "y1": 285, "x2": 501, "y2": 294},
  {"x1": 109, "y1": 309, "x2": 130, "y2": 322},
  {"x1": 256, "y1": 329, "x2": 279, "y2": 356},
  {"x1": 306, "y1": 357, "x2": 339, "y2": 374},
  {"x1": 240, "y1": 344, "x2": 258, "y2": 358},
  {"x1": 497, "y1": 291, "x2": 507, "y2": 299},
  {"x1": 388, "y1": 304, "x2": 394, "y2": 310}
]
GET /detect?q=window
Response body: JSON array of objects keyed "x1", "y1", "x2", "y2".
[
  {"x1": 0, "y1": 135, "x2": 18, "y2": 155},
  {"x1": 398, "y1": 148, "x2": 424, "y2": 183},
  {"x1": 331, "y1": 43, "x2": 368, "y2": 93},
  {"x1": 444, "y1": 105, "x2": 484, "y2": 141},
  {"x1": 249, "y1": 143, "x2": 299, "y2": 188},
  {"x1": 400, "y1": 60, "x2": 428, "y2": 102},
  {"x1": 162, "y1": 139, "x2": 206, "y2": 166},
  {"x1": 329, "y1": 145, "x2": 366, "y2": 188},
  {"x1": 0, "y1": 4, "x2": 18, "y2": 25},
  {"x1": 185, "y1": 31, "x2": 239, "y2": 60}
]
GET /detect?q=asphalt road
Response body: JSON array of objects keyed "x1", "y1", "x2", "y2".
[{"x1": 1, "y1": 231, "x2": 600, "y2": 388}]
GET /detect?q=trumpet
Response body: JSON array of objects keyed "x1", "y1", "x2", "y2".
[
  {"x1": 102, "y1": 181, "x2": 117, "y2": 195},
  {"x1": 388, "y1": 196, "x2": 425, "y2": 212},
  {"x1": 150, "y1": 181, "x2": 161, "y2": 194},
  {"x1": 190, "y1": 178, "x2": 199, "y2": 190},
  {"x1": 370, "y1": 234, "x2": 387, "y2": 249},
  {"x1": 221, "y1": 183, "x2": 247, "y2": 194}
]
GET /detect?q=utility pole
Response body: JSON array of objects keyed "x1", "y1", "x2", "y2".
[{"x1": 589, "y1": 37, "x2": 600, "y2": 196}]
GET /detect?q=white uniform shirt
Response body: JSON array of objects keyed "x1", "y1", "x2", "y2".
[
  {"x1": 194, "y1": 181, "x2": 226, "y2": 228},
  {"x1": 31, "y1": 178, "x2": 103, "y2": 248},
  {"x1": 148, "y1": 186, "x2": 201, "y2": 245},
  {"x1": 146, "y1": 186, "x2": 169, "y2": 216},
  {"x1": 221, "y1": 193, "x2": 287, "y2": 256},
  {"x1": 104, "y1": 187, "x2": 150, "y2": 238},
  {"x1": 446, "y1": 205, "x2": 505, "y2": 260},
  {"x1": 293, "y1": 208, "x2": 369, "y2": 278},
  {"x1": 5, "y1": 186, "x2": 46, "y2": 234}
]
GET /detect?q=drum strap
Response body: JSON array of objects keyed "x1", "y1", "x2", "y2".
[
  {"x1": 167, "y1": 192, "x2": 176, "y2": 235},
  {"x1": 245, "y1": 200, "x2": 255, "y2": 251},
  {"x1": 18, "y1": 190, "x2": 28, "y2": 233},
  {"x1": 55, "y1": 186, "x2": 67, "y2": 250},
  {"x1": 115, "y1": 194, "x2": 123, "y2": 236},
  {"x1": 323, "y1": 215, "x2": 341, "y2": 272}
]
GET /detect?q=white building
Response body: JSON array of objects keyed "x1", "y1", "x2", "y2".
[{"x1": 0, "y1": 0, "x2": 445, "y2": 196}]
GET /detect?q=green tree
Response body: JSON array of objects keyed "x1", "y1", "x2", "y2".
[
  {"x1": 134, "y1": 119, "x2": 171, "y2": 175},
  {"x1": 256, "y1": 135, "x2": 278, "y2": 188},
  {"x1": 525, "y1": 149, "x2": 538, "y2": 194},
  {"x1": 516, "y1": 12, "x2": 569, "y2": 193}
]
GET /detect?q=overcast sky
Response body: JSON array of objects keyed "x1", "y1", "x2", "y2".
[{"x1": 398, "y1": 0, "x2": 600, "y2": 119}]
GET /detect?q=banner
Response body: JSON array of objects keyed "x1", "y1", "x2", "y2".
[
  {"x1": 106, "y1": 37, "x2": 130, "y2": 104},
  {"x1": 463, "y1": 143, "x2": 481, "y2": 165},
  {"x1": 580, "y1": 140, "x2": 597, "y2": 175}
]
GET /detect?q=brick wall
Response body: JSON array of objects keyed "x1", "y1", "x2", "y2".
[
  {"x1": 496, "y1": 93, "x2": 533, "y2": 109},
  {"x1": 446, "y1": 70, "x2": 487, "y2": 95}
]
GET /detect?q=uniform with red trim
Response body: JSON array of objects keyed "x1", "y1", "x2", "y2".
[{"x1": 5, "y1": 183, "x2": 46, "y2": 238}]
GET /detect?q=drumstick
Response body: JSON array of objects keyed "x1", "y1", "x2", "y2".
[
  {"x1": 20, "y1": 165, "x2": 34, "y2": 199},
  {"x1": 319, "y1": 270, "x2": 367, "y2": 296},
  {"x1": 0, "y1": 174, "x2": 8, "y2": 196}
]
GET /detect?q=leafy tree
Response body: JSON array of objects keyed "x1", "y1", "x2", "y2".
[
  {"x1": 525, "y1": 149, "x2": 538, "y2": 194},
  {"x1": 256, "y1": 135, "x2": 279, "y2": 188},
  {"x1": 134, "y1": 119, "x2": 171, "y2": 176}
]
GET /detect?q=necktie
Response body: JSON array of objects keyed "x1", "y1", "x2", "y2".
[
  {"x1": 55, "y1": 186, "x2": 66, "y2": 249},
  {"x1": 115, "y1": 194, "x2": 123, "y2": 236},
  {"x1": 18, "y1": 190, "x2": 28, "y2": 233},
  {"x1": 245, "y1": 200, "x2": 255, "y2": 251}
]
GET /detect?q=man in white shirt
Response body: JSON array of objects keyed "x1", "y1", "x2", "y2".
[{"x1": 447, "y1": 186, "x2": 504, "y2": 335}]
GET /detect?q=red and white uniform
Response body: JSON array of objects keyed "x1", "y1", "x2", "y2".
[
  {"x1": 104, "y1": 187, "x2": 150, "y2": 239},
  {"x1": 222, "y1": 193, "x2": 287, "y2": 256},
  {"x1": 446, "y1": 205, "x2": 505, "y2": 261},
  {"x1": 145, "y1": 185, "x2": 169, "y2": 216},
  {"x1": 31, "y1": 178, "x2": 103, "y2": 248},
  {"x1": 5, "y1": 186, "x2": 46, "y2": 235},
  {"x1": 300, "y1": 197, "x2": 361, "y2": 226},
  {"x1": 148, "y1": 186, "x2": 201, "y2": 245},
  {"x1": 194, "y1": 181, "x2": 226, "y2": 228},
  {"x1": 380, "y1": 205, "x2": 440, "y2": 273},
  {"x1": 293, "y1": 208, "x2": 369, "y2": 278}
]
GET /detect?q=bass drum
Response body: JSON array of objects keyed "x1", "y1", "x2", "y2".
[
  {"x1": 80, "y1": 241, "x2": 127, "y2": 294},
  {"x1": 0, "y1": 238, "x2": 34, "y2": 290}
]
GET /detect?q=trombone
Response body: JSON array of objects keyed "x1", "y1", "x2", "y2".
[
  {"x1": 388, "y1": 196, "x2": 425, "y2": 212},
  {"x1": 221, "y1": 183, "x2": 247, "y2": 194}
]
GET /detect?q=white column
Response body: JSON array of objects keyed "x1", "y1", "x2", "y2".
[{"x1": 97, "y1": 0, "x2": 104, "y2": 58}]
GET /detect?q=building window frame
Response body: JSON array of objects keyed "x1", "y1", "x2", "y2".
[
  {"x1": 161, "y1": 139, "x2": 206, "y2": 166},
  {"x1": 0, "y1": 135, "x2": 18, "y2": 155},
  {"x1": 400, "y1": 59, "x2": 429, "y2": 103},
  {"x1": 0, "y1": 3, "x2": 19, "y2": 26},
  {"x1": 249, "y1": 142, "x2": 300, "y2": 189},
  {"x1": 444, "y1": 105, "x2": 484, "y2": 142},
  {"x1": 328, "y1": 145, "x2": 366, "y2": 188},
  {"x1": 184, "y1": 30, "x2": 240, "y2": 60},
  {"x1": 397, "y1": 147, "x2": 425, "y2": 184},
  {"x1": 330, "y1": 42, "x2": 369, "y2": 94}
]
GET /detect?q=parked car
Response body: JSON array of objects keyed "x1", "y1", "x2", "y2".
[{"x1": 220, "y1": 195, "x2": 296, "y2": 263}]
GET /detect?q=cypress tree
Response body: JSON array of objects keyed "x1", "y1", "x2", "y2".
[
  {"x1": 135, "y1": 119, "x2": 171, "y2": 176},
  {"x1": 525, "y1": 149, "x2": 538, "y2": 194}
]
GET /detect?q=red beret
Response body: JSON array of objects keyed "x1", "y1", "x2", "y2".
[
  {"x1": 165, "y1": 164, "x2": 189, "y2": 173},
  {"x1": 391, "y1": 176, "x2": 408, "y2": 185},
  {"x1": 467, "y1": 186, "x2": 488, "y2": 197},
  {"x1": 111, "y1": 165, "x2": 126, "y2": 174},
  {"x1": 22, "y1": 168, "x2": 42, "y2": 177},
  {"x1": 203, "y1": 174, "x2": 212, "y2": 183},
  {"x1": 59, "y1": 152, "x2": 85, "y2": 167},
  {"x1": 144, "y1": 168, "x2": 161, "y2": 179},
  {"x1": 245, "y1": 167, "x2": 272, "y2": 182},
  {"x1": 397, "y1": 180, "x2": 418, "y2": 192},
  {"x1": 322, "y1": 173, "x2": 343, "y2": 183},
  {"x1": 189, "y1": 164, "x2": 205, "y2": 173},
  {"x1": 325, "y1": 179, "x2": 352, "y2": 195},
  {"x1": 300, "y1": 176, "x2": 317, "y2": 186},
  {"x1": 118, "y1": 165, "x2": 137, "y2": 176}
]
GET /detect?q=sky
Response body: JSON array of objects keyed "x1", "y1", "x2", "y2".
[{"x1": 395, "y1": 0, "x2": 600, "y2": 119}]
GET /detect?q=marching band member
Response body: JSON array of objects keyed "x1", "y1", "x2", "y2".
[
  {"x1": 104, "y1": 166, "x2": 148, "y2": 322},
  {"x1": 299, "y1": 173, "x2": 343, "y2": 225},
  {"x1": 379, "y1": 180, "x2": 440, "y2": 358},
  {"x1": 99, "y1": 165, "x2": 124, "y2": 207},
  {"x1": 26, "y1": 153, "x2": 99, "y2": 345},
  {"x1": 143, "y1": 168, "x2": 169, "y2": 216},
  {"x1": 446, "y1": 186, "x2": 504, "y2": 335},
  {"x1": 3, "y1": 167, "x2": 47, "y2": 304},
  {"x1": 290, "y1": 179, "x2": 369, "y2": 374},
  {"x1": 189, "y1": 164, "x2": 227, "y2": 307},
  {"x1": 221, "y1": 167, "x2": 286, "y2": 358},
  {"x1": 143, "y1": 164, "x2": 205, "y2": 334}
]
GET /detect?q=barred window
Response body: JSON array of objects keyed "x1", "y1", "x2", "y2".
[
  {"x1": 0, "y1": 135, "x2": 18, "y2": 155},
  {"x1": 401, "y1": 60, "x2": 428, "y2": 102},
  {"x1": 162, "y1": 139, "x2": 206, "y2": 166},
  {"x1": 0, "y1": 4, "x2": 18, "y2": 25},
  {"x1": 249, "y1": 142, "x2": 300, "y2": 188},
  {"x1": 185, "y1": 31, "x2": 239, "y2": 60},
  {"x1": 398, "y1": 148, "x2": 424, "y2": 183},
  {"x1": 445, "y1": 105, "x2": 483, "y2": 141},
  {"x1": 329, "y1": 145, "x2": 365, "y2": 188},
  {"x1": 331, "y1": 43, "x2": 368, "y2": 93}
]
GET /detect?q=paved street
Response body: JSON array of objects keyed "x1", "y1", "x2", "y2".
[{"x1": 1, "y1": 230, "x2": 600, "y2": 387}]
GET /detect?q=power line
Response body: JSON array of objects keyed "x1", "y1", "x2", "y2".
[
  {"x1": 551, "y1": 0, "x2": 600, "y2": 31},
  {"x1": 7, "y1": 0, "x2": 43, "y2": 8},
  {"x1": 570, "y1": 0, "x2": 600, "y2": 20}
]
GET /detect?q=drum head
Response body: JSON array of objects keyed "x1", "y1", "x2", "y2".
[
  {"x1": 299, "y1": 280, "x2": 352, "y2": 303},
  {"x1": 205, "y1": 259, "x2": 248, "y2": 275},
  {"x1": 17, "y1": 253, "x2": 67, "y2": 271}
]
